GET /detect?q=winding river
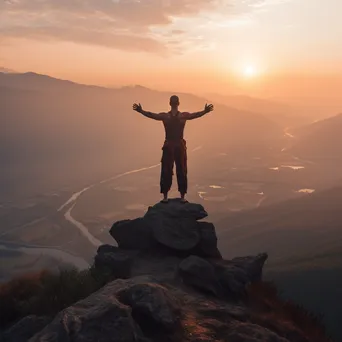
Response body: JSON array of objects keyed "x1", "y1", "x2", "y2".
[{"x1": 60, "y1": 163, "x2": 161, "y2": 248}]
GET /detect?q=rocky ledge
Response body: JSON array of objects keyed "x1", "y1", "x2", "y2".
[{"x1": 3, "y1": 200, "x2": 322, "y2": 342}]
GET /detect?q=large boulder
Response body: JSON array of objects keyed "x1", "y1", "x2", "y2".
[
  {"x1": 217, "y1": 254, "x2": 268, "y2": 296},
  {"x1": 109, "y1": 200, "x2": 222, "y2": 259},
  {"x1": 110, "y1": 218, "x2": 154, "y2": 250},
  {"x1": 178, "y1": 256, "x2": 221, "y2": 296},
  {"x1": 151, "y1": 217, "x2": 200, "y2": 251},
  {"x1": 117, "y1": 283, "x2": 180, "y2": 331},
  {"x1": 95, "y1": 245, "x2": 138, "y2": 279},
  {"x1": 178, "y1": 254, "x2": 268, "y2": 298},
  {"x1": 3, "y1": 315, "x2": 50, "y2": 342}
]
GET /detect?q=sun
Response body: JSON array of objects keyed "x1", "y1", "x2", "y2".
[{"x1": 243, "y1": 65, "x2": 257, "y2": 78}]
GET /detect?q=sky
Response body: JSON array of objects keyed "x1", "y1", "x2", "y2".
[{"x1": 1, "y1": 0, "x2": 342, "y2": 97}]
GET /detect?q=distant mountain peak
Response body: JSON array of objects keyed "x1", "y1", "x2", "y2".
[{"x1": 120, "y1": 84, "x2": 151, "y2": 91}]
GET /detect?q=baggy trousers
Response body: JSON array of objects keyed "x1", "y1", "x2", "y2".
[{"x1": 160, "y1": 139, "x2": 188, "y2": 194}]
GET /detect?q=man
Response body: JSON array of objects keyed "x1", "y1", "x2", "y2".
[{"x1": 133, "y1": 95, "x2": 214, "y2": 203}]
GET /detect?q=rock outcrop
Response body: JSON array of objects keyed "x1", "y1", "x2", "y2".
[
  {"x1": 4, "y1": 200, "x2": 326, "y2": 342},
  {"x1": 110, "y1": 199, "x2": 221, "y2": 258}
]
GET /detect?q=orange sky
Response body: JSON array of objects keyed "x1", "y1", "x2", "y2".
[{"x1": 1, "y1": 0, "x2": 342, "y2": 98}]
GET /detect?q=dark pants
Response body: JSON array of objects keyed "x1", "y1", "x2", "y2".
[{"x1": 160, "y1": 140, "x2": 188, "y2": 195}]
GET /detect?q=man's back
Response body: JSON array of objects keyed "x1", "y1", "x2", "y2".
[{"x1": 162, "y1": 112, "x2": 187, "y2": 141}]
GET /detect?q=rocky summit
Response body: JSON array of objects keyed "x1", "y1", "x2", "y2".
[
  {"x1": 2, "y1": 200, "x2": 328, "y2": 342},
  {"x1": 109, "y1": 199, "x2": 221, "y2": 259}
]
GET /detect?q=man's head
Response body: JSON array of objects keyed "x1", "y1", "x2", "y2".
[{"x1": 169, "y1": 95, "x2": 180, "y2": 109}]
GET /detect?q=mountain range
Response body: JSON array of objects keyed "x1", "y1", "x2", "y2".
[{"x1": 1, "y1": 71, "x2": 283, "y2": 200}]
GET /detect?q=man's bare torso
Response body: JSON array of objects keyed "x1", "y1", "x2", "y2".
[{"x1": 161, "y1": 111, "x2": 190, "y2": 141}]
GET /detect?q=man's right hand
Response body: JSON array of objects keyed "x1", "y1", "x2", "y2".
[
  {"x1": 133, "y1": 103, "x2": 142, "y2": 113},
  {"x1": 204, "y1": 103, "x2": 214, "y2": 113}
]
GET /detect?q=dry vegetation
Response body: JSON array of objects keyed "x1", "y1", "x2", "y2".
[
  {"x1": 247, "y1": 281, "x2": 333, "y2": 342},
  {"x1": 0, "y1": 267, "x2": 114, "y2": 329}
]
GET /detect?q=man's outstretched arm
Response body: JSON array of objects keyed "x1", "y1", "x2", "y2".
[
  {"x1": 184, "y1": 103, "x2": 214, "y2": 120},
  {"x1": 133, "y1": 103, "x2": 166, "y2": 121}
]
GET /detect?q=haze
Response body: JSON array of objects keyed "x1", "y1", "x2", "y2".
[{"x1": 1, "y1": 0, "x2": 342, "y2": 340}]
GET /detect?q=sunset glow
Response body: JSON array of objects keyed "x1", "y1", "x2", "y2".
[
  {"x1": 243, "y1": 65, "x2": 257, "y2": 78},
  {"x1": 0, "y1": 0, "x2": 341, "y2": 98}
]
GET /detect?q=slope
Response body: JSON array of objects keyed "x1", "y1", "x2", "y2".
[{"x1": 288, "y1": 113, "x2": 342, "y2": 159}]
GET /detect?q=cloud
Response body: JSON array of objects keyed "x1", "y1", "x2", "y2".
[
  {"x1": 1, "y1": 0, "x2": 221, "y2": 54},
  {"x1": 1, "y1": 26, "x2": 168, "y2": 54},
  {"x1": 0, "y1": 0, "x2": 219, "y2": 28},
  {"x1": 0, "y1": 0, "x2": 291, "y2": 53}
]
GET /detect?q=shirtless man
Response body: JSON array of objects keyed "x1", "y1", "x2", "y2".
[{"x1": 133, "y1": 95, "x2": 214, "y2": 203}]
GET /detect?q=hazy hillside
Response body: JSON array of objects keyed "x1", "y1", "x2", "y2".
[
  {"x1": 205, "y1": 92, "x2": 311, "y2": 128},
  {"x1": 217, "y1": 186, "x2": 342, "y2": 264},
  {"x1": 288, "y1": 113, "x2": 342, "y2": 159},
  {"x1": 205, "y1": 93, "x2": 290, "y2": 115}
]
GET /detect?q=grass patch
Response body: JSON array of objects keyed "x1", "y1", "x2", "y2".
[{"x1": 0, "y1": 266, "x2": 115, "y2": 329}]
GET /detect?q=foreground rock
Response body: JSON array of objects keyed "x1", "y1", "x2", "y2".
[
  {"x1": 29, "y1": 278, "x2": 151, "y2": 342},
  {"x1": 117, "y1": 283, "x2": 180, "y2": 331},
  {"x1": 29, "y1": 276, "x2": 178, "y2": 342}
]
